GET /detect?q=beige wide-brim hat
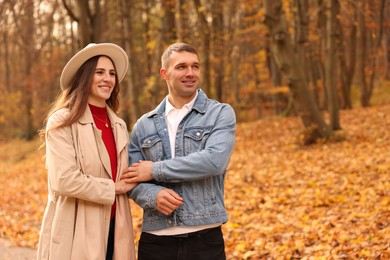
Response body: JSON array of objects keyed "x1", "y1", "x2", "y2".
[{"x1": 60, "y1": 43, "x2": 129, "y2": 90}]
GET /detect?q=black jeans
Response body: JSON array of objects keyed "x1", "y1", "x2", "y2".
[
  {"x1": 106, "y1": 218, "x2": 115, "y2": 260},
  {"x1": 138, "y1": 226, "x2": 226, "y2": 260}
]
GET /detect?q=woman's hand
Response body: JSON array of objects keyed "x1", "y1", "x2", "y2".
[{"x1": 115, "y1": 179, "x2": 137, "y2": 194}]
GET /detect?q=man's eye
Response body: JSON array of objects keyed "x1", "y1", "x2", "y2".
[{"x1": 193, "y1": 65, "x2": 200, "y2": 70}]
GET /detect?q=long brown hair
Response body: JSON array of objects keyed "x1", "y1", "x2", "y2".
[{"x1": 39, "y1": 55, "x2": 120, "y2": 140}]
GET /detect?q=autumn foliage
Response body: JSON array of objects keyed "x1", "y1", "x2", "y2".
[{"x1": 0, "y1": 104, "x2": 389, "y2": 258}]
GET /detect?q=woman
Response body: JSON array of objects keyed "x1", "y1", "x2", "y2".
[{"x1": 37, "y1": 43, "x2": 136, "y2": 260}]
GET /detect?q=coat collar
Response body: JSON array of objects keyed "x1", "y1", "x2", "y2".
[
  {"x1": 78, "y1": 105, "x2": 128, "y2": 180},
  {"x1": 78, "y1": 105, "x2": 125, "y2": 127}
]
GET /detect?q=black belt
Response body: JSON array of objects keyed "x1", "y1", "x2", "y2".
[{"x1": 171, "y1": 226, "x2": 220, "y2": 238}]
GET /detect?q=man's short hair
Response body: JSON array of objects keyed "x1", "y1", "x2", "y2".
[{"x1": 161, "y1": 43, "x2": 199, "y2": 68}]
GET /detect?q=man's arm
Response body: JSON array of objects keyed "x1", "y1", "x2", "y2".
[
  {"x1": 127, "y1": 122, "x2": 183, "y2": 213},
  {"x1": 124, "y1": 105, "x2": 236, "y2": 183}
]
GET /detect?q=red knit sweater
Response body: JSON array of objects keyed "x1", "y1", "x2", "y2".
[{"x1": 89, "y1": 104, "x2": 117, "y2": 219}]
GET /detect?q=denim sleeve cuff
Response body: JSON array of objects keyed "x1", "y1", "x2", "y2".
[
  {"x1": 152, "y1": 161, "x2": 165, "y2": 182},
  {"x1": 147, "y1": 185, "x2": 165, "y2": 208}
]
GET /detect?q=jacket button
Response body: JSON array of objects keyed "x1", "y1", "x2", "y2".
[
  {"x1": 196, "y1": 132, "x2": 200, "y2": 136},
  {"x1": 168, "y1": 220, "x2": 172, "y2": 224},
  {"x1": 147, "y1": 139, "x2": 151, "y2": 144}
]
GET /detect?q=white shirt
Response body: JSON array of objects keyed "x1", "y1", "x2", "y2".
[{"x1": 165, "y1": 93, "x2": 197, "y2": 159}]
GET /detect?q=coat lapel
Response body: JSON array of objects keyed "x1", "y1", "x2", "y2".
[
  {"x1": 79, "y1": 106, "x2": 112, "y2": 178},
  {"x1": 93, "y1": 126, "x2": 113, "y2": 178},
  {"x1": 79, "y1": 106, "x2": 128, "y2": 180},
  {"x1": 107, "y1": 108, "x2": 127, "y2": 161}
]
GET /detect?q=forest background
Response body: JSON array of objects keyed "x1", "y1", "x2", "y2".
[{"x1": 0, "y1": 0, "x2": 389, "y2": 259}]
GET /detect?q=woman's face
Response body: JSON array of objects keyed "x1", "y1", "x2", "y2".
[{"x1": 88, "y1": 56, "x2": 116, "y2": 107}]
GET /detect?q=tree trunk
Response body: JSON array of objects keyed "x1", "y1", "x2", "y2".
[
  {"x1": 325, "y1": 0, "x2": 341, "y2": 130},
  {"x1": 386, "y1": 31, "x2": 390, "y2": 80},
  {"x1": 23, "y1": 0, "x2": 35, "y2": 140},
  {"x1": 268, "y1": 47, "x2": 284, "y2": 114},
  {"x1": 231, "y1": 46, "x2": 241, "y2": 104},
  {"x1": 151, "y1": 0, "x2": 176, "y2": 107},
  {"x1": 144, "y1": 0, "x2": 152, "y2": 77},
  {"x1": 193, "y1": 0, "x2": 211, "y2": 96},
  {"x1": 175, "y1": 0, "x2": 191, "y2": 43},
  {"x1": 336, "y1": 0, "x2": 356, "y2": 109},
  {"x1": 357, "y1": 0, "x2": 370, "y2": 107},
  {"x1": 367, "y1": 0, "x2": 386, "y2": 103},
  {"x1": 316, "y1": 0, "x2": 328, "y2": 110},
  {"x1": 62, "y1": 0, "x2": 103, "y2": 46},
  {"x1": 264, "y1": 0, "x2": 332, "y2": 144},
  {"x1": 75, "y1": 1, "x2": 94, "y2": 45},
  {"x1": 226, "y1": 0, "x2": 240, "y2": 104},
  {"x1": 2, "y1": 31, "x2": 11, "y2": 92},
  {"x1": 386, "y1": 0, "x2": 390, "y2": 80},
  {"x1": 211, "y1": 0, "x2": 224, "y2": 101},
  {"x1": 307, "y1": 47, "x2": 321, "y2": 107},
  {"x1": 120, "y1": 0, "x2": 138, "y2": 126},
  {"x1": 161, "y1": 0, "x2": 176, "y2": 47},
  {"x1": 294, "y1": 0, "x2": 309, "y2": 81}
]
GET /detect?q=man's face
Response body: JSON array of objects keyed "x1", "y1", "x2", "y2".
[{"x1": 160, "y1": 51, "x2": 200, "y2": 105}]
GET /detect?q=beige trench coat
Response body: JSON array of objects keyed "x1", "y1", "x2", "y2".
[{"x1": 37, "y1": 106, "x2": 136, "y2": 260}]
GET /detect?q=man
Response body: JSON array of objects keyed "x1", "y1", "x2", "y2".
[{"x1": 124, "y1": 42, "x2": 236, "y2": 260}]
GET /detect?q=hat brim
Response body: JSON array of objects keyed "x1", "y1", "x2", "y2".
[{"x1": 60, "y1": 43, "x2": 129, "y2": 90}]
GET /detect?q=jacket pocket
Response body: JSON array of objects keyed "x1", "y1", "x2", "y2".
[
  {"x1": 183, "y1": 126, "x2": 212, "y2": 154},
  {"x1": 141, "y1": 134, "x2": 164, "y2": 161}
]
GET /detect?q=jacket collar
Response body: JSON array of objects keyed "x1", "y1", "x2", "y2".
[{"x1": 147, "y1": 88, "x2": 208, "y2": 118}]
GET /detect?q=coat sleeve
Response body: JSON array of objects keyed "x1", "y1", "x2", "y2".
[{"x1": 46, "y1": 111, "x2": 115, "y2": 205}]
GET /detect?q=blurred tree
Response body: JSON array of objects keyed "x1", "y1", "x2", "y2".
[
  {"x1": 161, "y1": 0, "x2": 176, "y2": 47},
  {"x1": 193, "y1": 0, "x2": 211, "y2": 95},
  {"x1": 175, "y1": 0, "x2": 192, "y2": 43},
  {"x1": 324, "y1": 0, "x2": 341, "y2": 130},
  {"x1": 62, "y1": 0, "x2": 103, "y2": 46},
  {"x1": 357, "y1": 0, "x2": 386, "y2": 107},
  {"x1": 10, "y1": 0, "x2": 59, "y2": 139},
  {"x1": 0, "y1": 2, "x2": 11, "y2": 92},
  {"x1": 386, "y1": 2, "x2": 390, "y2": 80},
  {"x1": 264, "y1": 0, "x2": 332, "y2": 144},
  {"x1": 119, "y1": 0, "x2": 138, "y2": 127},
  {"x1": 293, "y1": 0, "x2": 309, "y2": 85},
  {"x1": 211, "y1": 0, "x2": 224, "y2": 100},
  {"x1": 336, "y1": 0, "x2": 357, "y2": 109}
]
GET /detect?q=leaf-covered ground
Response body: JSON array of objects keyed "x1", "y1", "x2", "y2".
[{"x1": 0, "y1": 104, "x2": 389, "y2": 259}]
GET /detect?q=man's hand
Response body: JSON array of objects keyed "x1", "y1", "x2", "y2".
[
  {"x1": 121, "y1": 160, "x2": 154, "y2": 183},
  {"x1": 156, "y1": 189, "x2": 184, "y2": 215}
]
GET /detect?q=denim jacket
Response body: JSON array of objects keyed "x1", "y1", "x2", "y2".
[{"x1": 128, "y1": 89, "x2": 236, "y2": 231}]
